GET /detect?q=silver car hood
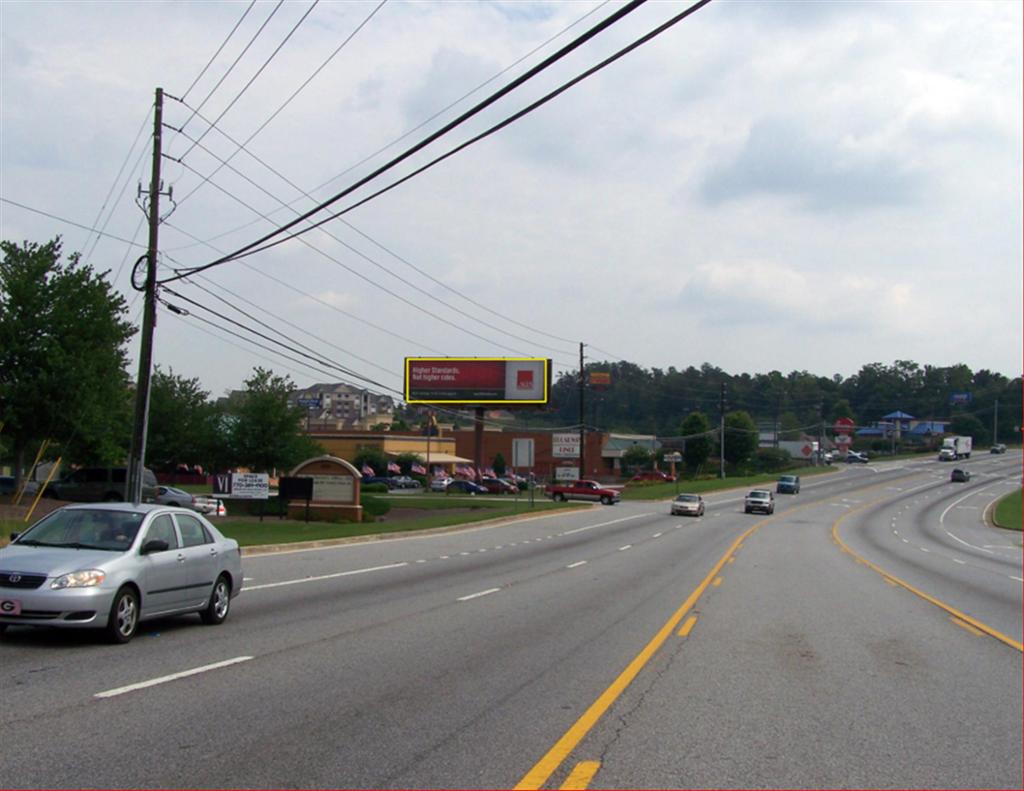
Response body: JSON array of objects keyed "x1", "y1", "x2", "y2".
[{"x1": 0, "y1": 545, "x2": 128, "y2": 575}]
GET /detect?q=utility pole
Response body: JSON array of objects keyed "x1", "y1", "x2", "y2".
[
  {"x1": 578, "y1": 342, "x2": 586, "y2": 479},
  {"x1": 719, "y1": 382, "x2": 726, "y2": 479},
  {"x1": 993, "y1": 398, "x2": 999, "y2": 445},
  {"x1": 127, "y1": 87, "x2": 166, "y2": 504}
]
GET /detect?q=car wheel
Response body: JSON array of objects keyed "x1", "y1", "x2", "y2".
[
  {"x1": 554, "y1": 493, "x2": 565, "y2": 502},
  {"x1": 600, "y1": 495, "x2": 611, "y2": 505},
  {"x1": 106, "y1": 586, "x2": 139, "y2": 644},
  {"x1": 200, "y1": 575, "x2": 232, "y2": 625},
  {"x1": 744, "y1": 507, "x2": 751, "y2": 513}
]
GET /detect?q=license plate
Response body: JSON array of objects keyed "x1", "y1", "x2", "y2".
[{"x1": 0, "y1": 598, "x2": 22, "y2": 616}]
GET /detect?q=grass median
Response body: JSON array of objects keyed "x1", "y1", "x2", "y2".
[{"x1": 992, "y1": 489, "x2": 1022, "y2": 531}]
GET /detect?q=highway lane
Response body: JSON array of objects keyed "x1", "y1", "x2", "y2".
[{"x1": 0, "y1": 459, "x2": 1019, "y2": 788}]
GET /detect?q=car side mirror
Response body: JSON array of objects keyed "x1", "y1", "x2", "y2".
[
  {"x1": 141, "y1": 539, "x2": 169, "y2": 554},
  {"x1": 9, "y1": 532, "x2": 20, "y2": 542}
]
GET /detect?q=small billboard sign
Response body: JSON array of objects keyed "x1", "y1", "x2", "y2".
[
  {"x1": 297, "y1": 397, "x2": 321, "y2": 409},
  {"x1": 950, "y1": 392, "x2": 972, "y2": 405},
  {"x1": 405, "y1": 357, "x2": 550, "y2": 405},
  {"x1": 213, "y1": 472, "x2": 269, "y2": 500},
  {"x1": 552, "y1": 432, "x2": 581, "y2": 458},
  {"x1": 512, "y1": 438, "x2": 535, "y2": 468},
  {"x1": 555, "y1": 466, "x2": 579, "y2": 481}
]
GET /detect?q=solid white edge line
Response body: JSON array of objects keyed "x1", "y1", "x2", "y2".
[
  {"x1": 566, "y1": 561, "x2": 587, "y2": 569},
  {"x1": 458, "y1": 588, "x2": 501, "y2": 602},
  {"x1": 243, "y1": 562, "x2": 408, "y2": 591},
  {"x1": 95, "y1": 656, "x2": 253, "y2": 699},
  {"x1": 562, "y1": 514, "x2": 648, "y2": 535}
]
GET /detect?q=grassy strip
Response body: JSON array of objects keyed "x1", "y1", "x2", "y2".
[
  {"x1": 618, "y1": 466, "x2": 838, "y2": 501},
  {"x1": 992, "y1": 489, "x2": 1022, "y2": 531},
  {"x1": 220, "y1": 500, "x2": 581, "y2": 546}
]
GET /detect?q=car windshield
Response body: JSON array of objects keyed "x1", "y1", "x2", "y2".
[
  {"x1": 779, "y1": 476, "x2": 796, "y2": 483},
  {"x1": 676, "y1": 495, "x2": 698, "y2": 503},
  {"x1": 749, "y1": 491, "x2": 769, "y2": 498},
  {"x1": 17, "y1": 509, "x2": 144, "y2": 552}
]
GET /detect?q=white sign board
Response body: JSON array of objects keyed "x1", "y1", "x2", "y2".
[
  {"x1": 663, "y1": 452, "x2": 682, "y2": 463},
  {"x1": 512, "y1": 438, "x2": 535, "y2": 468},
  {"x1": 552, "y1": 432, "x2": 581, "y2": 458},
  {"x1": 231, "y1": 472, "x2": 270, "y2": 500},
  {"x1": 305, "y1": 474, "x2": 354, "y2": 503},
  {"x1": 554, "y1": 466, "x2": 579, "y2": 481}
]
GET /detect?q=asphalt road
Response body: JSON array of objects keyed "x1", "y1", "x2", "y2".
[{"x1": 0, "y1": 454, "x2": 1020, "y2": 789}]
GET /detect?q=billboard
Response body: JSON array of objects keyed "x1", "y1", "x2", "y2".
[{"x1": 405, "y1": 357, "x2": 550, "y2": 405}]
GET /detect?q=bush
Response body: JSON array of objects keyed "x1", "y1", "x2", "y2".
[
  {"x1": 361, "y1": 494, "x2": 391, "y2": 522},
  {"x1": 752, "y1": 448, "x2": 793, "y2": 473},
  {"x1": 228, "y1": 496, "x2": 288, "y2": 516},
  {"x1": 361, "y1": 483, "x2": 389, "y2": 493}
]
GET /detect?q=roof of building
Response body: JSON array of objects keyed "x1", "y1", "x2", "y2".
[{"x1": 883, "y1": 410, "x2": 915, "y2": 419}]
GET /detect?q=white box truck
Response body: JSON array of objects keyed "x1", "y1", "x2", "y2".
[{"x1": 939, "y1": 436, "x2": 972, "y2": 461}]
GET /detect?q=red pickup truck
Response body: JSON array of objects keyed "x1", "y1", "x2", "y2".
[{"x1": 546, "y1": 479, "x2": 620, "y2": 505}]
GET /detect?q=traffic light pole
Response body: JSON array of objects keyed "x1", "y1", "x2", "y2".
[{"x1": 127, "y1": 87, "x2": 164, "y2": 504}]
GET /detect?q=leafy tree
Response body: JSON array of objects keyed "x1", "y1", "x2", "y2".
[
  {"x1": 396, "y1": 452, "x2": 424, "y2": 474},
  {"x1": 680, "y1": 412, "x2": 713, "y2": 470},
  {"x1": 779, "y1": 412, "x2": 804, "y2": 441},
  {"x1": 492, "y1": 452, "x2": 507, "y2": 477},
  {"x1": 146, "y1": 367, "x2": 223, "y2": 474},
  {"x1": 832, "y1": 399, "x2": 855, "y2": 422},
  {"x1": 227, "y1": 368, "x2": 322, "y2": 474},
  {"x1": 949, "y1": 413, "x2": 988, "y2": 445},
  {"x1": 723, "y1": 410, "x2": 758, "y2": 466},
  {"x1": 389, "y1": 419, "x2": 410, "y2": 432},
  {"x1": 0, "y1": 237, "x2": 135, "y2": 478},
  {"x1": 622, "y1": 444, "x2": 652, "y2": 473},
  {"x1": 352, "y1": 447, "x2": 389, "y2": 476}
]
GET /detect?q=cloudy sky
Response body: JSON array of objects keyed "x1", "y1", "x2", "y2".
[{"x1": 2, "y1": 0, "x2": 1021, "y2": 401}]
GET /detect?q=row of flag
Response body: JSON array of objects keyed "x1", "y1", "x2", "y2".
[{"x1": 360, "y1": 462, "x2": 432, "y2": 476}]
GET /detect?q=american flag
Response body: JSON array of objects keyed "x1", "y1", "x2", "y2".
[
  {"x1": 387, "y1": 461, "x2": 401, "y2": 473},
  {"x1": 411, "y1": 463, "x2": 426, "y2": 474},
  {"x1": 361, "y1": 464, "x2": 374, "y2": 475}
]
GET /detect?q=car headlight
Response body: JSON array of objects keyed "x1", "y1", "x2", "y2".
[{"x1": 51, "y1": 570, "x2": 106, "y2": 589}]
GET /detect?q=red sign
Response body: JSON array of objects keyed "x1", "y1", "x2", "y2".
[
  {"x1": 404, "y1": 357, "x2": 550, "y2": 405},
  {"x1": 833, "y1": 418, "x2": 855, "y2": 436}
]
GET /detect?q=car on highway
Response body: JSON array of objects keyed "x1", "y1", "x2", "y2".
[
  {"x1": 990, "y1": 443, "x2": 1007, "y2": 454},
  {"x1": 0, "y1": 502, "x2": 242, "y2": 643},
  {"x1": 744, "y1": 489, "x2": 775, "y2": 514},
  {"x1": 776, "y1": 475, "x2": 800, "y2": 494},
  {"x1": 670, "y1": 493, "x2": 705, "y2": 517},
  {"x1": 430, "y1": 476, "x2": 453, "y2": 492},
  {"x1": 445, "y1": 480, "x2": 488, "y2": 495},
  {"x1": 845, "y1": 451, "x2": 869, "y2": 464},
  {"x1": 950, "y1": 468, "x2": 971, "y2": 482}
]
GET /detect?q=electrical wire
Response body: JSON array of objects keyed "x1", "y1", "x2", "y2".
[
  {"x1": 178, "y1": 1, "x2": 321, "y2": 161},
  {"x1": 181, "y1": 0, "x2": 258, "y2": 102},
  {"x1": 167, "y1": 0, "x2": 653, "y2": 276},
  {"x1": 0, "y1": 198, "x2": 148, "y2": 250},
  {"x1": 173, "y1": 0, "x2": 388, "y2": 211}
]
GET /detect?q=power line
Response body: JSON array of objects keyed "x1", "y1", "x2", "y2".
[
  {"x1": 0, "y1": 198, "x2": 148, "y2": 250},
  {"x1": 178, "y1": 1, "x2": 321, "y2": 161},
  {"x1": 173, "y1": 0, "x2": 388, "y2": 211},
  {"x1": 181, "y1": 0, "x2": 258, "y2": 102},
  {"x1": 167, "y1": 0, "x2": 653, "y2": 277}
]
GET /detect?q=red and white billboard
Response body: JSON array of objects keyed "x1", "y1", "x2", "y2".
[{"x1": 404, "y1": 357, "x2": 551, "y2": 405}]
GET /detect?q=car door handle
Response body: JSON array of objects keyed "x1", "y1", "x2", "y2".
[
  {"x1": 177, "y1": 554, "x2": 186, "y2": 563},
  {"x1": 208, "y1": 548, "x2": 218, "y2": 556}
]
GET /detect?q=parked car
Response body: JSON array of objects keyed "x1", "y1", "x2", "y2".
[
  {"x1": 0, "y1": 503, "x2": 242, "y2": 643},
  {"x1": 845, "y1": 451, "x2": 869, "y2": 464},
  {"x1": 480, "y1": 477, "x2": 517, "y2": 495},
  {"x1": 430, "y1": 476, "x2": 454, "y2": 492},
  {"x1": 950, "y1": 468, "x2": 971, "y2": 482},
  {"x1": 670, "y1": 493, "x2": 705, "y2": 517},
  {"x1": 45, "y1": 467, "x2": 159, "y2": 503},
  {"x1": 629, "y1": 470, "x2": 677, "y2": 483},
  {"x1": 155, "y1": 485, "x2": 197, "y2": 509},
  {"x1": 0, "y1": 477, "x2": 39, "y2": 498},
  {"x1": 445, "y1": 480, "x2": 488, "y2": 495},
  {"x1": 776, "y1": 475, "x2": 800, "y2": 494},
  {"x1": 362, "y1": 476, "x2": 395, "y2": 489},
  {"x1": 744, "y1": 489, "x2": 775, "y2": 514},
  {"x1": 388, "y1": 475, "x2": 420, "y2": 490},
  {"x1": 990, "y1": 444, "x2": 1007, "y2": 454}
]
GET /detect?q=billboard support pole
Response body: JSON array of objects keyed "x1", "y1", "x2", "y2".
[
  {"x1": 579, "y1": 343, "x2": 586, "y2": 478},
  {"x1": 474, "y1": 407, "x2": 484, "y2": 483}
]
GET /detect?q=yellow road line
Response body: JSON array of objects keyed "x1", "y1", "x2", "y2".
[
  {"x1": 677, "y1": 615, "x2": 698, "y2": 637},
  {"x1": 559, "y1": 761, "x2": 601, "y2": 790},
  {"x1": 712, "y1": 576, "x2": 723, "y2": 587},
  {"x1": 950, "y1": 617, "x2": 984, "y2": 637},
  {"x1": 514, "y1": 520, "x2": 764, "y2": 790},
  {"x1": 831, "y1": 499, "x2": 1023, "y2": 652}
]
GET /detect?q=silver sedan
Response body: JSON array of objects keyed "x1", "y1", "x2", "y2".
[{"x1": 0, "y1": 502, "x2": 242, "y2": 643}]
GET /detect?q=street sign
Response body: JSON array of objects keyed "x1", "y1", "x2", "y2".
[
  {"x1": 512, "y1": 438, "x2": 535, "y2": 468},
  {"x1": 297, "y1": 397, "x2": 321, "y2": 408},
  {"x1": 552, "y1": 433, "x2": 580, "y2": 458},
  {"x1": 213, "y1": 472, "x2": 269, "y2": 499},
  {"x1": 555, "y1": 466, "x2": 579, "y2": 481},
  {"x1": 833, "y1": 418, "x2": 855, "y2": 436},
  {"x1": 663, "y1": 452, "x2": 682, "y2": 463}
]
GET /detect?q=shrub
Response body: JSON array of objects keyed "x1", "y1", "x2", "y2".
[
  {"x1": 361, "y1": 494, "x2": 391, "y2": 521},
  {"x1": 361, "y1": 483, "x2": 389, "y2": 493},
  {"x1": 752, "y1": 448, "x2": 793, "y2": 473}
]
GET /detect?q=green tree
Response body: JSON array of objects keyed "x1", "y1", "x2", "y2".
[
  {"x1": 680, "y1": 412, "x2": 713, "y2": 470},
  {"x1": 723, "y1": 410, "x2": 758, "y2": 466},
  {"x1": 396, "y1": 452, "x2": 424, "y2": 474},
  {"x1": 228, "y1": 368, "x2": 322, "y2": 473},
  {"x1": 492, "y1": 452, "x2": 507, "y2": 477},
  {"x1": 146, "y1": 367, "x2": 223, "y2": 474},
  {"x1": 352, "y1": 447, "x2": 389, "y2": 476},
  {"x1": 949, "y1": 414, "x2": 988, "y2": 445},
  {"x1": 622, "y1": 444, "x2": 652, "y2": 474},
  {"x1": 0, "y1": 237, "x2": 136, "y2": 478}
]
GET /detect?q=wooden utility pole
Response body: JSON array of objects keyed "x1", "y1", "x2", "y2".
[
  {"x1": 127, "y1": 87, "x2": 165, "y2": 504},
  {"x1": 578, "y1": 342, "x2": 586, "y2": 478}
]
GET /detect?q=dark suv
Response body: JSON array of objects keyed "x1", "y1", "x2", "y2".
[
  {"x1": 776, "y1": 475, "x2": 800, "y2": 494},
  {"x1": 46, "y1": 467, "x2": 159, "y2": 503}
]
